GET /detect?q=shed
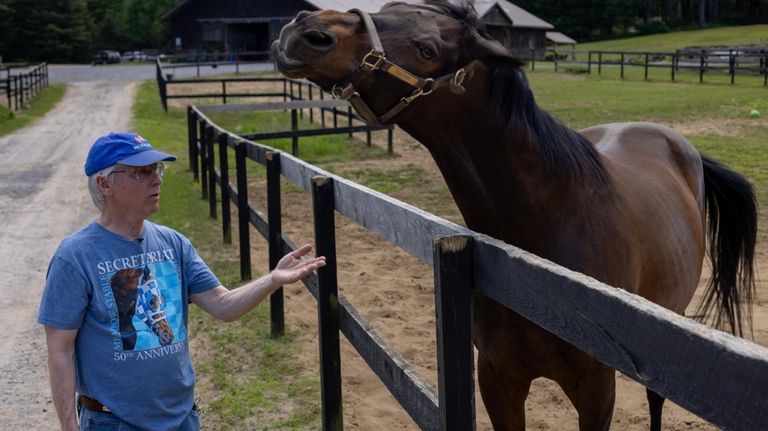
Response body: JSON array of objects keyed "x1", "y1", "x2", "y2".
[
  {"x1": 162, "y1": 0, "x2": 556, "y2": 59},
  {"x1": 546, "y1": 31, "x2": 577, "y2": 50}
]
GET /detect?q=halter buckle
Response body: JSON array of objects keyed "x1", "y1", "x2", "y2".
[
  {"x1": 401, "y1": 78, "x2": 436, "y2": 105},
  {"x1": 449, "y1": 68, "x2": 467, "y2": 95},
  {"x1": 361, "y1": 49, "x2": 386, "y2": 70}
]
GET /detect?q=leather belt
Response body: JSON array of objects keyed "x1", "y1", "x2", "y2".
[{"x1": 79, "y1": 395, "x2": 111, "y2": 413}]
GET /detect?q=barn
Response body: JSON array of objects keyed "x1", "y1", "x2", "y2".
[{"x1": 162, "y1": 0, "x2": 563, "y2": 60}]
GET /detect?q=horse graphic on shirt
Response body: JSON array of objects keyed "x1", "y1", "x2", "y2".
[{"x1": 109, "y1": 267, "x2": 174, "y2": 350}]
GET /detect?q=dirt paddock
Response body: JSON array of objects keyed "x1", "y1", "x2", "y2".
[{"x1": 178, "y1": 96, "x2": 768, "y2": 430}]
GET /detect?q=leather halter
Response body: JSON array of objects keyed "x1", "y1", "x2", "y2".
[{"x1": 331, "y1": 9, "x2": 472, "y2": 126}]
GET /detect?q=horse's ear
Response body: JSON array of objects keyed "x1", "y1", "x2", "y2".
[{"x1": 466, "y1": 30, "x2": 524, "y2": 69}]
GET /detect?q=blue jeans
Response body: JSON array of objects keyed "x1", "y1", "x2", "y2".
[{"x1": 79, "y1": 408, "x2": 200, "y2": 431}]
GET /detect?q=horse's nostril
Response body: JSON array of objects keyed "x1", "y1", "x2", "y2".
[
  {"x1": 295, "y1": 10, "x2": 313, "y2": 23},
  {"x1": 301, "y1": 30, "x2": 336, "y2": 51}
]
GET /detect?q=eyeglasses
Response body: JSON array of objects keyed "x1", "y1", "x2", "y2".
[{"x1": 110, "y1": 163, "x2": 165, "y2": 181}]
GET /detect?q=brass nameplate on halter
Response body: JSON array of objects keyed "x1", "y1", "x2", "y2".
[{"x1": 385, "y1": 65, "x2": 421, "y2": 87}]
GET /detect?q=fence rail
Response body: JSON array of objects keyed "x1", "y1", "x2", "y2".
[
  {"x1": 1, "y1": 62, "x2": 49, "y2": 111},
  {"x1": 532, "y1": 47, "x2": 768, "y2": 86},
  {"x1": 187, "y1": 102, "x2": 768, "y2": 430}
]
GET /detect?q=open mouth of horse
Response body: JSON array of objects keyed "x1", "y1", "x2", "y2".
[
  {"x1": 272, "y1": 26, "x2": 338, "y2": 77},
  {"x1": 272, "y1": 40, "x2": 308, "y2": 76}
]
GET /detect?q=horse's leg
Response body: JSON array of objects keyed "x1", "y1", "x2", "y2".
[
  {"x1": 647, "y1": 389, "x2": 665, "y2": 431},
  {"x1": 559, "y1": 362, "x2": 615, "y2": 431},
  {"x1": 477, "y1": 353, "x2": 531, "y2": 430}
]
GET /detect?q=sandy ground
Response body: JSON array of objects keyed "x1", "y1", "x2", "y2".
[{"x1": 0, "y1": 81, "x2": 135, "y2": 430}]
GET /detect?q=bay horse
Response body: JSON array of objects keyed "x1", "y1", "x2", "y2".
[{"x1": 272, "y1": 1, "x2": 758, "y2": 429}]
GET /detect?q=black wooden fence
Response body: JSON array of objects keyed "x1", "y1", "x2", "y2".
[
  {"x1": 187, "y1": 105, "x2": 768, "y2": 430},
  {"x1": 1, "y1": 62, "x2": 49, "y2": 111},
  {"x1": 530, "y1": 47, "x2": 768, "y2": 86}
]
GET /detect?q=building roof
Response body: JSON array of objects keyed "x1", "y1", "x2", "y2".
[
  {"x1": 164, "y1": 0, "x2": 554, "y2": 30},
  {"x1": 475, "y1": 1, "x2": 553, "y2": 29},
  {"x1": 304, "y1": 0, "x2": 388, "y2": 11},
  {"x1": 546, "y1": 31, "x2": 577, "y2": 45}
]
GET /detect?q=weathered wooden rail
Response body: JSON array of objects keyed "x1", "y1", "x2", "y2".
[{"x1": 187, "y1": 103, "x2": 768, "y2": 431}]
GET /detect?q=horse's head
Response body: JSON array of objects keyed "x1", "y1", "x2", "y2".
[{"x1": 272, "y1": 1, "x2": 522, "y2": 124}]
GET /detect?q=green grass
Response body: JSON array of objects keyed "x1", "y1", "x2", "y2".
[
  {"x1": 0, "y1": 84, "x2": 66, "y2": 136},
  {"x1": 577, "y1": 24, "x2": 768, "y2": 52},
  {"x1": 132, "y1": 81, "x2": 321, "y2": 430},
  {"x1": 207, "y1": 110, "x2": 392, "y2": 164}
]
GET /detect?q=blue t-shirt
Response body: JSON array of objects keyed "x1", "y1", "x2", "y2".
[{"x1": 38, "y1": 220, "x2": 220, "y2": 431}]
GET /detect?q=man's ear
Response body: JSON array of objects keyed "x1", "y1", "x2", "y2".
[
  {"x1": 96, "y1": 175, "x2": 114, "y2": 197},
  {"x1": 465, "y1": 28, "x2": 524, "y2": 69}
]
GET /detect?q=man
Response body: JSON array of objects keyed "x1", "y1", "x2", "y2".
[{"x1": 38, "y1": 132, "x2": 325, "y2": 431}]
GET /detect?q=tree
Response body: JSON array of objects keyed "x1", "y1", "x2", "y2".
[
  {"x1": 121, "y1": 0, "x2": 181, "y2": 50},
  {"x1": 1, "y1": 0, "x2": 92, "y2": 62},
  {"x1": 514, "y1": 0, "x2": 644, "y2": 40}
]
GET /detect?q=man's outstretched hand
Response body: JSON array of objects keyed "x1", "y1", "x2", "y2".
[{"x1": 271, "y1": 244, "x2": 326, "y2": 285}]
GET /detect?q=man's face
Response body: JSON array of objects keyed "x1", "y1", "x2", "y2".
[{"x1": 105, "y1": 163, "x2": 164, "y2": 218}]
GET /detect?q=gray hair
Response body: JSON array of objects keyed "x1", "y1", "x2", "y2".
[{"x1": 87, "y1": 165, "x2": 117, "y2": 211}]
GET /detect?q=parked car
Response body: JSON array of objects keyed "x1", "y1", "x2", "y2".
[
  {"x1": 122, "y1": 51, "x2": 148, "y2": 62},
  {"x1": 91, "y1": 50, "x2": 121, "y2": 65}
]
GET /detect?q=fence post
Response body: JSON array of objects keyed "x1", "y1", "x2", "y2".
[
  {"x1": 699, "y1": 50, "x2": 705, "y2": 83},
  {"x1": 598, "y1": 52, "x2": 602, "y2": 75},
  {"x1": 764, "y1": 53, "x2": 768, "y2": 87},
  {"x1": 620, "y1": 53, "x2": 625, "y2": 79},
  {"x1": 5, "y1": 76, "x2": 10, "y2": 110},
  {"x1": 299, "y1": 84, "x2": 304, "y2": 119},
  {"x1": 291, "y1": 108, "x2": 299, "y2": 157},
  {"x1": 197, "y1": 119, "x2": 208, "y2": 190},
  {"x1": 530, "y1": 49, "x2": 535, "y2": 72},
  {"x1": 644, "y1": 53, "x2": 649, "y2": 80},
  {"x1": 200, "y1": 122, "x2": 209, "y2": 199},
  {"x1": 434, "y1": 235, "x2": 475, "y2": 431},
  {"x1": 19, "y1": 74, "x2": 25, "y2": 107},
  {"x1": 207, "y1": 126, "x2": 217, "y2": 219},
  {"x1": 222, "y1": 80, "x2": 227, "y2": 104},
  {"x1": 187, "y1": 107, "x2": 199, "y2": 180},
  {"x1": 671, "y1": 53, "x2": 676, "y2": 82},
  {"x1": 587, "y1": 51, "x2": 592, "y2": 74},
  {"x1": 235, "y1": 142, "x2": 252, "y2": 281},
  {"x1": 729, "y1": 51, "x2": 735, "y2": 85},
  {"x1": 320, "y1": 90, "x2": 327, "y2": 127},
  {"x1": 309, "y1": 85, "x2": 314, "y2": 123},
  {"x1": 218, "y1": 133, "x2": 232, "y2": 244},
  {"x1": 267, "y1": 152, "x2": 285, "y2": 338},
  {"x1": 347, "y1": 107, "x2": 353, "y2": 138},
  {"x1": 312, "y1": 175, "x2": 343, "y2": 431}
]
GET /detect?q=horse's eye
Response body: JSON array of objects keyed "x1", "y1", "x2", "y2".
[{"x1": 414, "y1": 41, "x2": 437, "y2": 60}]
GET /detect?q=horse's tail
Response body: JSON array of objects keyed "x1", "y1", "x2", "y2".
[{"x1": 697, "y1": 154, "x2": 758, "y2": 336}]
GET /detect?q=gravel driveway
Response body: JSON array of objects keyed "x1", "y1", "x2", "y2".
[{"x1": 0, "y1": 62, "x2": 268, "y2": 429}]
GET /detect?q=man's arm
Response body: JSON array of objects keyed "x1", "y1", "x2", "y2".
[
  {"x1": 44, "y1": 326, "x2": 79, "y2": 431},
  {"x1": 191, "y1": 244, "x2": 325, "y2": 321}
]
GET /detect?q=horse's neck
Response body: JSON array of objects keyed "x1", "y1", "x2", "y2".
[{"x1": 399, "y1": 70, "x2": 601, "y2": 251}]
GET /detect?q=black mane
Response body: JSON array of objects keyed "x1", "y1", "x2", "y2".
[{"x1": 487, "y1": 68, "x2": 609, "y2": 186}]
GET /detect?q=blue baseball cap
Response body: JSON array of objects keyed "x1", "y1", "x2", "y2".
[{"x1": 85, "y1": 132, "x2": 177, "y2": 176}]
